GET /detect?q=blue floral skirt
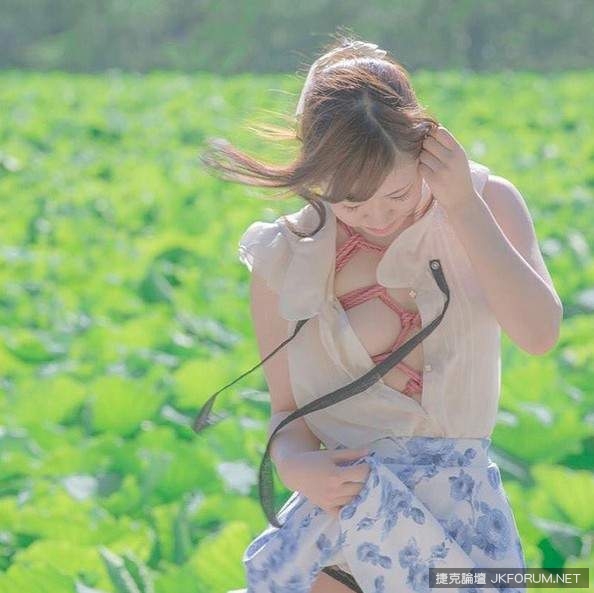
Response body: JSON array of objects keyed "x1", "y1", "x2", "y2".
[{"x1": 242, "y1": 436, "x2": 526, "y2": 593}]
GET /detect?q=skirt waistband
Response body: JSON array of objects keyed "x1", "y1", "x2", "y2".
[{"x1": 356, "y1": 435, "x2": 493, "y2": 467}]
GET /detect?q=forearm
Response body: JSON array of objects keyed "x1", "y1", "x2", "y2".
[{"x1": 268, "y1": 411, "x2": 322, "y2": 468}]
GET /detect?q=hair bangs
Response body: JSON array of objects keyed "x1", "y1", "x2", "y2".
[{"x1": 317, "y1": 133, "x2": 396, "y2": 204}]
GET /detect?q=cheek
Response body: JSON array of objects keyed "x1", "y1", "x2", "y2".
[{"x1": 329, "y1": 201, "x2": 411, "y2": 224}]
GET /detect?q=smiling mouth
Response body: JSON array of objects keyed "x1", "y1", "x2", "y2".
[{"x1": 366, "y1": 220, "x2": 397, "y2": 232}]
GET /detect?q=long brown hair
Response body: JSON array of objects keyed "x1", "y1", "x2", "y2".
[{"x1": 199, "y1": 32, "x2": 439, "y2": 238}]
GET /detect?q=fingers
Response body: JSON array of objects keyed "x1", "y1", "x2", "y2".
[
  {"x1": 328, "y1": 467, "x2": 371, "y2": 515},
  {"x1": 337, "y1": 461, "x2": 371, "y2": 484},
  {"x1": 336, "y1": 481, "x2": 365, "y2": 498},
  {"x1": 333, "y1": 488, "x2": 363, "y2": 505},
  {"x1": 329, "y1": 485, "x2": 365, "y2": 517},
  {"x1": 330, "y1": 447, "x2": 370, "y2": 461}
]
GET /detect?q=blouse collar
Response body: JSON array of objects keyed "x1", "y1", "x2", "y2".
[
  {"x1": 277, "y1": 159, "x2": 489, "y2": 320},
  {"x1": 277, "y1": 194, "x2": 440, "y2": 320}
]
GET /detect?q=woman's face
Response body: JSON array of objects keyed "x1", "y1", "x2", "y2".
[{"x1": 328, "y1": 160, "x2": 427, "y2": 243}]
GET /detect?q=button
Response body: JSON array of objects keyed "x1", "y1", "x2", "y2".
[
  {"x1": 424, "y1": 363, "x2": 432, "y2": 372},
  {"x1": 430, "y1": 261, "x2": 440, "y2": 270},
  {"x1": 408, "y1": 289, "x2": 416, "y2": 298}
]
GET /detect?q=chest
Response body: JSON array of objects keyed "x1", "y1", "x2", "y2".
[{"x1": 333, "y1": 224, "x2": 427, "y2": 400}]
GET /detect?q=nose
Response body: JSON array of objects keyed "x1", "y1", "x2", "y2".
[{"x1": 362, "y1": 202, "x2": 395, "y2": 228}]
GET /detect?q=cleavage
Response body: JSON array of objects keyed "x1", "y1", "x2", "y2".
[{"x1": 334, "y1": 223, "x2": 425, "y2": 400}]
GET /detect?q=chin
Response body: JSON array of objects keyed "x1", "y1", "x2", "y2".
[{"x1": 362, "y1": 219, "x2": 400, "y2": 236}]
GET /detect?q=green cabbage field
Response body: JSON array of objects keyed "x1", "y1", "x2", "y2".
[{"x1": 0, "y1": 69, "x2": 592, "y2": 592}]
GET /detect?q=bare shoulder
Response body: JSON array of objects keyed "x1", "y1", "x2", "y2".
[
  {"x1": 481, "y1": 174, "x2": 561, "y2": 304},
  {"x1": 481, "y1": 174, "x2": 536, "y2": 246}
]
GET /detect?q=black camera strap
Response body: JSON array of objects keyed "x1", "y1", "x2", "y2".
[
  {"x1": 193, "y1": 258, "x2": 449, "y2": 531},
  {"x1": 322, "y1": 565, "x2": 365, "y2": 592}
]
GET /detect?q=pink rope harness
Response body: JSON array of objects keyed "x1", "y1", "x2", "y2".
[{"x1": 335, "y1": 219, "x2": 423, "y2": 396}]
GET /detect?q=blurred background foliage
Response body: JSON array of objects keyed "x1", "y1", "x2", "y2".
[
  {"x1": 1, "y1": 1, "x2": 593, "y2": 592},
  {"x1": 2, "y1": 0, "x2": 593, "y2": 74}
]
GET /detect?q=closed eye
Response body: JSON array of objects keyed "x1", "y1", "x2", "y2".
[{"x1": 343, "y1": 191, "x2": 410, "y2": 210}]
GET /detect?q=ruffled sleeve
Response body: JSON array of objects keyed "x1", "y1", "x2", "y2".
[
  {"x1": 237, "y1": 218, "x2": 293, "y2": 294},
  {"x1": 237, "y1": 202, "x2": 336, "y2": 321}
]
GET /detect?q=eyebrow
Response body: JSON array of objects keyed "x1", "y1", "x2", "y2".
[{"x1": 345, "y1": 181, "x2": 414, "y2": 202}]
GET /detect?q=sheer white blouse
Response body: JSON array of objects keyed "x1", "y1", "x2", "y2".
[{"x1": 238, "y1": 160, "x2": 500, "y2": 447}]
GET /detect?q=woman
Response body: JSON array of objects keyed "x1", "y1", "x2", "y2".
[{"x1": 198, "y1": 34, "x2": 562, "y2": 593}]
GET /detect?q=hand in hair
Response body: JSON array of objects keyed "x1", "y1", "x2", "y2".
[{"x1": 419, "y1": 124, "x2": 478, "y2": 213}]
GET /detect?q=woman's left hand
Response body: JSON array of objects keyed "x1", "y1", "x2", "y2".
[{"x1": 419, "y1": 124, "x2": 478, "y2": 212}]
